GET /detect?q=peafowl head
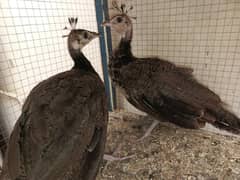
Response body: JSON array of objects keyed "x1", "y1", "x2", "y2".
[
  {"x1": 102, "y1": 3, "x2": 135, "y2": 40},
  {"x1": 63, "y1": 17, "x2": 99, "y2": 51}
]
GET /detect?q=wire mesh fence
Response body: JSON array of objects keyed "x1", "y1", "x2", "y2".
[{"x1": 0, "y1": 0, "x2": 240, "y2": 166}]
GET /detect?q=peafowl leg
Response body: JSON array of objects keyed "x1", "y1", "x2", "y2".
[
  {"x1": 138, "y1": 119, "x2": 159, "y2": 141},
  {"x1": 103, "y1": 154, "x2": 133, "y2": 161},
  {"x1": 103, "y1": 143, "x2": 133, "y2": 162}
]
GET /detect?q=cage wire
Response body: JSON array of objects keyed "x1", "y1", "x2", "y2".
[
  {"x1": 0, "y1": 0, "x2": 104, "y2": 159},
  {"x1": 107, "y1": 0, "x2": 240, "y2": 117}
]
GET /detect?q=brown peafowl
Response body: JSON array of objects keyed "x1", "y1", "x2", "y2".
[
  {"x1": 102, "y1": 4, "x2": 240, "y2": 140},
  {"x1": 1, "y1": 18, "x2": 108, "y2": 180}
]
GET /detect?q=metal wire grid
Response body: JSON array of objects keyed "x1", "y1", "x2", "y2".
[
  {"x1": 107, "y1": 0, "x2": 240, "y2": 116},
  {"x1": 0, "y1": 0, "x2": 103, "y2": 146}
]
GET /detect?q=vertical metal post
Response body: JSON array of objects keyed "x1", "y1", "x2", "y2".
[{"x1": 95, "y1": 0, "x2": 116, "y2": 111}]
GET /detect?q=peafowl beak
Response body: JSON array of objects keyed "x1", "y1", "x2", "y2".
[
  {"x1": 92, "y1": 32, "x2": 100, "y2": 37},
  {"x1": 89, "y1": 31, "x2": 100, "y2": 40},
  {"x1": 101, "y1": 20, "x2": 111, "y2": 27}
]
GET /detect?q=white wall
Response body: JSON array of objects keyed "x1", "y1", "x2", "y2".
[
  {"x1": 108, "y1": 0, "x2": 240, "y2": 117},
  {"x1": 0, "y1": 0, "x2": 103, "y2": 136}
]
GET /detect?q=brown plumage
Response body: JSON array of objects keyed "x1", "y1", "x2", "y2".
[
  {"x1": 1, "y1": 18, "x2": 108, "y2": 180},
  {"x1": 103, "y1": 10, "x2": 240, "y2": 135}
]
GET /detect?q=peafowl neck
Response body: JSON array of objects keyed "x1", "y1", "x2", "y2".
[
  {"x1": 117, "y1": 38, "x2": 132, "y2": 58},
  {"x1": 109, "y1": 26, "x2": 134, "y2": 85},
  {"x1": 122, "y1": 24, "x2": 133, "y2": 42},
  {"x1": 113, "y1": 25, "x2": 134, "y2": 60},
  {"x1": 69, "y1": 48, "x2": 96, "y2": 73}
]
